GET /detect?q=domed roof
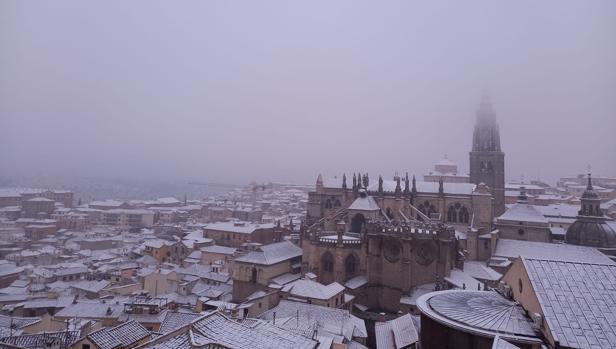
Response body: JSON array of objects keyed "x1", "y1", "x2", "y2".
[{"x1": 565, "y1": 219, "x2": 616, "y2": 248}]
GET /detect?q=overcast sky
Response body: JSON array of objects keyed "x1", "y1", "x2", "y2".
[{"x1": 1, "y1": 0, "x2": 615, "y2": 185}]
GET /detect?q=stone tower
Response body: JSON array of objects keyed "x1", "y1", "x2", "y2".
[{"x1": 469, "y1": 94, "x2": 505, "y2": 215}]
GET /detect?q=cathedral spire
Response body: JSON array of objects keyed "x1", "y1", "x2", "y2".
[
  {"x1": 411, "y1": 175, "x2": 417, "y2": 195},
  {"x1": 472, "y1": 93, "x2": 501, "y2": 152},
  {"x1": 352, "y1": 173, "x2": 357, "y2": 190},
  {"x1": 404, "y1": 172, "x2": 410, "y2": 195},
  {"x1": 316, "y1": 174, "x2": 323, "y2": 192},
  {"x1": 378, "y1": 175, "x2": 383, "y2": 195},
  {"x1": 342, "y1": 173, "x2": 347, "y2": 189},
  {"x1": 438, "y1": 177, "x2": 444, "y2": 195},
  {"x1": 395, "y1": 175, "x2": 402, "y2": 196}
]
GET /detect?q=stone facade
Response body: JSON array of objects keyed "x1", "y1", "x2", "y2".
[{"x1": 301, "y1": 219, "x2": 461, "y2": 312}]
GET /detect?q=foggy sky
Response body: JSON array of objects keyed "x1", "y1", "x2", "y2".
[{"x1": 1, "y1": 1, "x2": 615, "y2": 186}]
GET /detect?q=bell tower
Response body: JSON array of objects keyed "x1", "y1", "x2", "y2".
[{"x1": 469, "y1": 94, "x2": 505, "y2": 215}]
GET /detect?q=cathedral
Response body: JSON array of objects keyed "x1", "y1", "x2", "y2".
[{"x1": 300, "y1": 96, "x2": 506, "y2": 312}]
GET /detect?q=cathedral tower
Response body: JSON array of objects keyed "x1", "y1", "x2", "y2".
[{"x1": 469, "y1": 94, "x2": 505, "y2": 215}]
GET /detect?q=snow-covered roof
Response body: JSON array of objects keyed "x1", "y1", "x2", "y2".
[
  {"x1": 235, "y1": 241, "x2": 301, "y2": 266},
  {"x1": 444, "y1": 269, "x2": 484, "y2": 290},
  {"x1": 55, "y1": 301, "x2": 124, "y2": 319},
  {"x1": 158, "y1": 311, "x2": 203, "y2": 334},
  {"x1": 374, "y1": 313, "x2": 418, "y2": 349},
  {"x1": 462, "y1": 261, "x2": 502, "y2": 281},
  {"x1": 344, "y1": 275, "x2": 368, "y2": 290},
  {"x1": 270, "y1": 272, "x2": 302, "y2": 286},
  {"x1": 87, "y1": 320, "x2": 150, "y2": 349},
  {"x1": 200, "y1": 245, "x2": 236, "y2": 255},
  {"x1": 417, "y1": 290, "x2": 538, "y2": 340},
  {"x1": 348, "y1": 196, "x2": 380, "y2": 211},
  {"x1": 495, "y1": 239, "x2": 615, "y2": 264},
  {"x1": 71, "y1": 280, "x2": 109, "y2": 294},
  {"x1": 203, "y1": 221, "x2": 275, "y2": 234},
  {"x1": 497, "y1": 203, "x2": 548, "y2": 224},
  {"x1": 259, "y1": 300, "x2": 367, "y2": 341},
  {"x1": 145, "y1": 311, "x2": 316, "y2": 349},
  {"x1": 523, "y1": 258, "x2": 616, "y2": 349},
  {"x1": 281, "y1": 279, "x2": 344, "y2": 300}
]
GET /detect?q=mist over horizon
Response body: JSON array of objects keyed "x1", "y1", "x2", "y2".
[{"x1": 1, "y1": 0, "x2": 615, "y2": 187}]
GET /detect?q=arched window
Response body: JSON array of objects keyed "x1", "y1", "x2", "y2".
[
  {"x1": 345, "y1": 254, "x2": 357, "y2": 276},
  {"x1": 447, "y1": 206, "x2": 457, "y2": 223},
  {"x1": 459, "y1": 206, "x2": 469, "y2": 224},
  {"x1": 420, "y1": 201, "x2": 437, "y2": 218},
  {"x1": 322, "y1": 252, "x2": 334, "y2": 273},
  {"x1": 334, "y1": 199, "x2": 341, "y2": 208},
  {"x1": 250, "y1": 267, "x2": 257, "y2": 283},
  {"x1": 324, "y1": 199, "x2": 332, "y2": 209},
  {"x1": 351, "y1": 214, "x2": 365, "y2": 234}
]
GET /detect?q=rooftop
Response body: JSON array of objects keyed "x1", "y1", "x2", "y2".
[
  {"x1": 417, "y1": 290, "x2": 539, "y2": 341},
  {"x1": 524, "y1": 258, "x2": 616, "y2": 349},
  {"x1": 235, "y1": 240, "x2": 301, "y2": 266},
  {"x1": 494, "y1": 239, "x2": 614, "y2": 264},
  {"x1": 281, "y1": 279, "x2": 344, "y2": 300},
  {"x1": 203, "y1": 221, "x2": 275, "y2": 234}
]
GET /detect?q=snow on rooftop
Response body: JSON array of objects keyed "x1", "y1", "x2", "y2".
[
  {"x1": 235, "y1": 241, "x2": 301, "y2": 266},
  {"x1": 203, "y1": 221, "x2": 275, "y2": 234},
  {"x1": 497, "y1": 203, "x2": 548, "y2": 224},
  {"x1": 281, "y1": 279, "x2": 344, "y2": 300},
  {"x1": 348, "y1": 195, "x2": 380, "y2": 211},
  {"x1": 495, "y1": 239, "x2": 615, "y2": 264},
  {"x1": 523, "y1": 258, "x2": 616, "y2": 349}
]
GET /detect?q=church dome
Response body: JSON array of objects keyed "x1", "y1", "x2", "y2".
[
  {"x1": 565, "y1": 173, "x2": 616, "y2": 248},
  {"x1": 565, "y1": 219, "x2": 616, "y2": 248}
]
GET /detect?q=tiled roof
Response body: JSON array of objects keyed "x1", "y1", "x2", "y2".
[
  {"x1": 0, "y1": 315, "x2": 40, "y2": 329},
  {"x1": 524, "y1": 258, "x2": 616, "y2": 349},
  {"x1": 88, "y1": 320, "x2": 150, "y2": 349},
  {"x1": 0, "y1": 331, "x2": 80, "y2": 349},
  {"x1": 192, "y1": 312, "x2": 316, "y2": 349},
  {"x1": 375, "y1": 314, "x2": 418, "y2": 349},
  {"x1": 259, "y1": 300, "x2": 367, "y2": 340},
  {"x1": 55, "y1": 302, "x2": 124, "y2": 319},
  {"x1": 159, "y1": 312, "x2": 203, "y2": 334},
  {"x1": 141, "y1": 312, "x2": 316, "y2": 349}
]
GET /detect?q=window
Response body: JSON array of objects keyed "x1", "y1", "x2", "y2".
[
  {"x1": 251, "y1": 267, "x2": 257, "y2": 283},
  {"x1": 350, "y1": 214, "x2": 365, "y2": 234},
  {"x1": 322, "y1": 252, "x2": 334, "y2": 273},
  {"x1": 518, "y1": 278, "x2": 523, "y2": 293},
  {"x1": 518, "y1": 229, "x2": 525, "y2": 236},
  {"x1": 345, "y1": 254, "x2": 357, "y2": 276},
  {"x1": 82, "y1": 345, "x2": 91, "y2": 349}
]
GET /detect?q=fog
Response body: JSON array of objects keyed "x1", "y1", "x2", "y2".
[{"x1": 1, "y1": 0, "x2": 615, "y2": 186}]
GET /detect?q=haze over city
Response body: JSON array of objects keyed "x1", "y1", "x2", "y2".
[
  {"x1": 1, "y1": 0, "x2": 615, "y2": 186},
  {"x1": 2, "y1": 2, "x2": 616, "y2": 349}
]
